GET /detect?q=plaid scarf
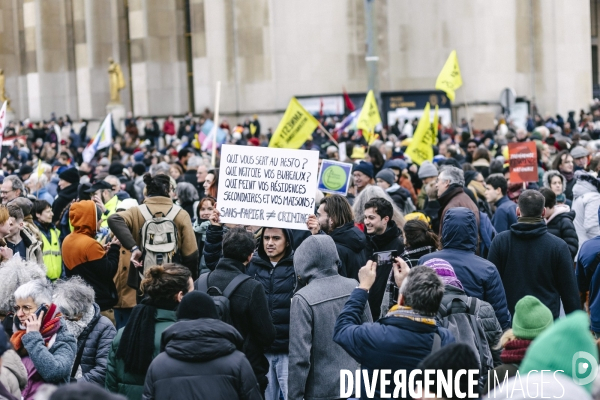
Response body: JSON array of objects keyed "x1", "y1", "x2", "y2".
[
  {"x1": 380, "y1": 246, "x2": 436, "y2": 318},
  {"x1": 384, "y1": 305, "x2": 437, "y2": 326},
  {"x1": 10, "y1": 304, "x2": 62, "y2": 352}
]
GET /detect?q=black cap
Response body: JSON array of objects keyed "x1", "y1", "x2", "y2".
[
  {"x1": 108, "y1": 162, "x2": 125, "y2": 176},
  {"x1": 84, "y1": 180, "x2": 113, "y2": 193},
  {"x1": 19, "y1": 165, "x2": 33, "y2": 176},
  {"x1": 132, "y1": 163, "x2": 146, "y2": 176},
  {"x1": 58, "y1": 167, "x2": 80, "y2": 185},
  {"x1": 176, "y1": 291, "x2": 219, "y2": 320}
]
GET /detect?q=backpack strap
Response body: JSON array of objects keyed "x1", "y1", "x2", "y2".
[
  {"x1": 139, "y1": 205, "x2": 154, "y2": 222},
  {"x1": 223, "y1": 274, "x2": 251, "y2": 298},
  {"x1": 195, "y1": 272, "x2": 210, "y2": 292},
  {"x1": 430, "y1": 332, "x2": 441, "y2": 354},
  {"x1": 164, "y1": 205, "x2": 182, "y2": 221}
]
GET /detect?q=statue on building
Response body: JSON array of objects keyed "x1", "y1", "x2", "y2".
[
  {"x1": 108, "y1": 58, "x2": 126, "y2": 104},
  {"x1": 0, "y1": 69, "x2": 12, "y2": 110}
]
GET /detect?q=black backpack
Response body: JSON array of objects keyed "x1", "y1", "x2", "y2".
[{"x1": 194, "y1": 272, "x2": 250, "y2": 324}]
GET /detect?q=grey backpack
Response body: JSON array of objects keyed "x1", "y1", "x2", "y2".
[
  {"x1": 437, "y1": 296, "x2": 494, "y2": 387},
  {"x1": 139, "y1": 204, "x2": 181, "y2": 271}
]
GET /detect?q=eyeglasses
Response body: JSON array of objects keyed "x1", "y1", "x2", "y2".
[
  {"x1": 13, "y1": 305, "x2": 34, "y2": 315},
  {"x1": 0, "y1": 189, "x2": 15, "y2": 195}
]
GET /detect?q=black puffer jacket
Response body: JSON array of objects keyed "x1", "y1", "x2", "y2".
[
  {"x1": 546, "y1": 205, "x2": 579, "y2": 261},
  {"x1": 75, "y1": 303, "x2": 117, "y2": 385},
  {"x1": 328, "y1": 222, "x2": 367, "y2": 280},
  {"x1": 245, "y1": 229, "x2": 295, "y2": 353},
  {"x1": 142, "y1": 318, "x2": 262, "y2": 400}
]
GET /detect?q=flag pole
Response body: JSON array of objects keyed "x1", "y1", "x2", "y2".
[
  {"x1": 211, "y1": 81, "x2": 221, "y2": 168},
  {"x1": 317, "y1": 122, "x2": 338, "y2": 145}
]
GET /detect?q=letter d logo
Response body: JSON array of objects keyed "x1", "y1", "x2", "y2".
[{"x1": 572, "y1": 351, "x2": 598, "y2": 386}]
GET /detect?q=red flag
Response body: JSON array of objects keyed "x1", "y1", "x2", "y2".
[
  {"x1": 319, "y1": 98, "x2": 324, "y2": 117},
  {"x1": 343, "y1": 88, "x2": 355, "y2": 112}
]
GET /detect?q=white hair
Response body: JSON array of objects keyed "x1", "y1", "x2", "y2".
[
  {"x1": 14, "y1": 279, "x2": 53, "y2": 307},
  {"x1": 186, "y1": 156, "x2": 203, "y2": 169},
  {"x1": 0, "y1": 258, "x2": 46, "y2": 314},
  {"x1": 53, "y1": 276, "x2": 95, "y2": 317},
  {"x1": 25, "y1": 173, "x2": 48, "y2": 187},
  {"x1": 438, "y1": 166, "x2": 465, "y2": 186},
  {"x1": 150, "y1": 162, "x2": 171, "y2": 177}
]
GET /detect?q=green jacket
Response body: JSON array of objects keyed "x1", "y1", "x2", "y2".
[{"x1": 105, "y1": 309, "x2": 177, "y2": 400}]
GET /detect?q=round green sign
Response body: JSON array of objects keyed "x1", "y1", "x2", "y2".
[{"x1": 322, "y1": 165, "x2": 347, "y2": 191}]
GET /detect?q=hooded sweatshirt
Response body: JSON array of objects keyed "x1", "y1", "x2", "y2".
[
  {"x1": 143, "y1": 318, "x2": 262, "y2": 400},
  {"x1": 572, "y1": 172, "x2": 600, "y2": 249},
  {"x1": 62, "y1": 200, "x2": 120, "y2": 311},
  {"x1": 328, "y1": 221, "x2": 368, "y2": 280},
  {"x1": 288, "y1": 235, "x2": 370, "y2": 400}
]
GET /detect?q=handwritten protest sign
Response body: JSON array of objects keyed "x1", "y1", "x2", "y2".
[
  {"x1": 508, "y1": 142, "x2": 538, "y2": 184},
  {"x1": 317, "y1": 160, "x2": 353, "y2": 196},
  {"x1": 217, "y1": 144, "x2": 319, "y2": 230}
]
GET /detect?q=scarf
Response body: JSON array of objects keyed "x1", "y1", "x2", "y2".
[
  {"x1": 517, "y1": 216, "x2": 543, "y2": 224},
  {"x1": 63, "y1": 304, "x2": 95, "y2": 340},
  {"x1": 385, "y1": 305, "x2": 437, "y2": 326},
  {"x1": 560, "y1": 170, "x2": 574, "y2": 182},
  {"x1": 500, "y1": 339, "x2": 532, "y2": 364},
  {"x1": 116, "y1": 297, "x2": 178, "y2": 375},
  {"x1": 10, "y1": 304, "x2": 62, "y2": 353},
  {"x1": 381, "y1": 246, "x2": 437, "y2": 317}
]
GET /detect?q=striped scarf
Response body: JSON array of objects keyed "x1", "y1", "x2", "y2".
[
  {"x1": 10, "y1": 304, "x2": 62, "y2": 352},
  {"x1": 384, "y1": 305, "x2": 437, "y2": 326}
]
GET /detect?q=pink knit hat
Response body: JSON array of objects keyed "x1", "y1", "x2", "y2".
[{"x1": 422, "y1": 258, "x2": 464, "y2": 290}]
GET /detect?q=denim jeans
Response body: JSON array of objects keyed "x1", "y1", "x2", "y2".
[
  {"x1": 265, "y1": 353, "x2": 289, "y2": 400},
  {"x1": 114, "y1": 308, "x2": 133, "y2": 330}
]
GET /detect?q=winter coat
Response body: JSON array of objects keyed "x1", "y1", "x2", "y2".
[
  {"x1": 199, "y1": 257, "x2": 276, "y2": 392},
  {"x1": 576, "y1": 210, "x2": 600, "y2": 332},
  {"x1": 546, "y1": 204, "x2": 579, "y2": 260},
  {"x1": 328, "y1": 221, "x2": 368, "y2": 280},
  {"x1": 438, "y1": 184, "x2": 480, "y2": 235},
  {"x1": 113, "y1": 247, "x2": 137, "y2": 310},
  {"x1": 288, "y1": 236, "x2": 372, "y2": 400},
  {"x1": 75, "y1": 304, "x2": 117, "y2": 386},
  {"x1": 62, "y1": 201, "x2": 120, "y2": 311},
  {"x1": 386, "y1": 184, "x2": 415, "y2": 214},
  {"x1": 105, "y1": 309, "x2": 177, "y2": 400},
  {"x1": 419, "y1": 207, "x2": 512, "y2": 330},
  {"x1": 2, "y1": 229, "x2": 43, "y2": 266},
  {"x1": 245, "y1": 229, "x2": 295, "y2": 353},
  {"x1": 0, "y1": 350, "x2": 26, "y2": 400},
  {"x1": 333, "y1": 289, "x2": 454, "y2": 400},
  {"x1": 201, "y1": 224, "x2": 228, "y2": 272},
  {"x1": 52, "y1": 183, "x2": 78, "y2": 224},
  {"x1": 108, "y1": 196, "x2": 199, "y2": 278},
  {"x1": 365, "y1": 220, "x2": 405, "y2": 320},
  {"x1": 491, "y1": 195, "x2": 518, "y2": 234},
  {"x1": 439, "y1": 285, "x2": 502, "y2": 348},
  {"x1": 572, "y1": 175, "x2": 600, "y2": 249},
  {"x1": 21, "y1": 323, "x2": 77, "y2": 385},
  {"x1": 142, "y1": 318, "x2": 261, "y2": 400},
  {"x1": 183, "y1": 169, "x2": 202, "y2": 197},
  {"x1": 487, "y1": 219, "x2": 580, "y2": 319}
]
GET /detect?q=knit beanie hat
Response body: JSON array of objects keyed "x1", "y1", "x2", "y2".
[
  {"x1": 520, "y1": 310, "x2": 599, "y2": 393},
  {"x1": 352, "y1": 161, "x2": 374, "y2": 179},
  {"x1": 59, "y1": 167, "x2": 80, "y2": 184},
  {"x1": 418, "y1": 161, "x2": 438, "y2": 179},
  {"x1": 512, "y1": 295, "x2": 553, "y2": 339},
  {"x1": 50, "y1": 381, "x2": 126, "y2": 400},
  {"x1": 176, "y1": 291, "x2": 219, "y2": 320},
  {"x1": 383, "y1": 158, "x2": 408, "y2": 172},
  {"x1": 422, "y1": 258, "x2": 464, "y2": 290},
  {"x1": 375, "y1": 169, "x2": 396, "y2": 186},
  {"x1": 132, "y1": 162, "x2": 146, "y2": 176}
]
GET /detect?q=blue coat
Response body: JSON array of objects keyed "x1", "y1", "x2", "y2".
[
  {"x1": 491, "y1": 195, "x2": 517, "y2": 234},
  {"x1": 245, "y1": 229, "x2": 295, "y2": 353},
  {"x1": 419, "y1": 207, "x2": 512, "y2": 330},
  {"x1": 577, "y1": 207, "x2": 600, "y2": 332},
  {"x1": 333, "y1": 289, "x2": 454, "y2": 400},
  {"x1": 77, "y1": 304, "x2": 117, "y2": 385}
]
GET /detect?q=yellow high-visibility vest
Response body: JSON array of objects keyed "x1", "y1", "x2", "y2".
[{"x1": 40, "y1": 228, "x2": 62, "y2": 281}]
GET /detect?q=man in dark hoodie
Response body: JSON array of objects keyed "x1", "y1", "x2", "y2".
[
  {"x1": 363, "y1": 197, "x2": 404, "y2": 320},
  {"x1": 306, "y1": 194, "x2": 367, "y2": 280},
  {"x1": 143, "y1": 291, "x2": 262, "y2": 400},
  {"x1": 245, "y1": 227, "x2": 294, "y2": 400},
  {"x1": 196, "y1": 226, "x2": 276, "y2": 396},
  {"x1": 52, "y1": 167, "x2": 80, "y2": 225},
  {"x1": 487, "y1": 190, "x2": 580, "y2": 319},
  {"x1": 419, "y1": 207, "x2": 512, "y2": 330}
]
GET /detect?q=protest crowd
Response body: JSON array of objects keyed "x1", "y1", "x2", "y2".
[{"x1": 3, "y1": 92, "x2": 600, "y2": 400}]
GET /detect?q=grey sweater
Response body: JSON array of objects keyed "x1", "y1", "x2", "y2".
[{"x1": 288, "y1": 235, "x2": 372, "y2": 400}]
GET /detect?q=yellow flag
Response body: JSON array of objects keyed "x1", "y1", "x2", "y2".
[
  {"x1": 357, "y1": 90, "x2": 381, "y2": 145},
  {"x1": 435, "y1": 50, "x2": 463, "y2": 102},
  {"x1": 405, "y1": 103, "x2": 436, "y2": 166},
  {"x1": 269, "y1": 98, "x2": 319, "y2": 149},
  {"x1": 37, "y1": 159, "x2": 43, "y2": 179}
]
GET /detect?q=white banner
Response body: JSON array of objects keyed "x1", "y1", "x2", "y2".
[{"x1": 217, "y1": 144, "x2": 320, "y2": 230}]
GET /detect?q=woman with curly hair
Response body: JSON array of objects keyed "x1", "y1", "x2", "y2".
[{"x1": 105, "y1": 264, "x2": 192, "y2": 399}]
